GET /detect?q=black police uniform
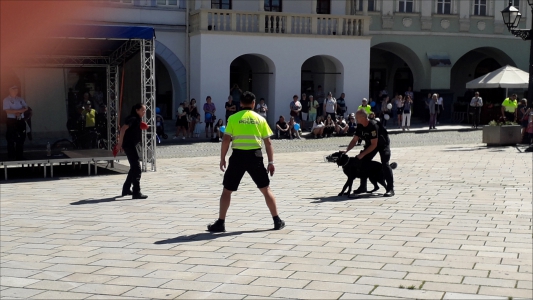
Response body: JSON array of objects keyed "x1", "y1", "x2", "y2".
[
  {"x1": 121, "y1": 114, "x2": 142, "y2": 195},
  {"x1": 354, "y1": 119, "x2": 394, "y2": 192}
]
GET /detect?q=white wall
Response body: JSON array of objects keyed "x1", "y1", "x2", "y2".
[
  {"x1": 190, "y1": 33, "x2": 370, "y2": 128},
  {"x1": 24, "y1": 68, "x2": 68, "y2": 139},
  {"x1": 232, "y1": 0, "x2": 260, "y2": 11}
]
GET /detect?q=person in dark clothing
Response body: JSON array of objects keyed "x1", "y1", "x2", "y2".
[
  {"x1": 343, "y1": 108, "x2": 395, "y2": 197},
  {"x1": 117, "y1": 103, "x2": 148, "y2": 199}
]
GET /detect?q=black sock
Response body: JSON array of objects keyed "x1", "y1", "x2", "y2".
[
  {"x1": 273, "y1": 215, "x2": 281, "y2": 222},
  {"x1": 217, "y1": 218, "x2": 225, "y2": 224}
]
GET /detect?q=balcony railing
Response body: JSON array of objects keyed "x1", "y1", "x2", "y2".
[{"x1": 189, "y1": 9, "x2": 369, "y2": 37}]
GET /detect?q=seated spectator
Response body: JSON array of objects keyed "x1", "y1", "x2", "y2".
[
  {"x1": 347, "y1": 114, "x2": 357, "y2": 136},
  {"x1": 335, "y1": 115, "x2": 348, "y2": 136},
  {"x1": 323, "y1": 114, "x2": 335, "y2": 138},
  {"x1": 276, "y1": 115, "x2": 290, "y2": 139},
  {"x1": 311, "y1": 116, "x2": 325, "y2": 139},
  {"x1": 214, "y1": 119, "x2": 224, "y2": 142},
  {"x1": 288, "y1": 116, "x2": 301, "y2": 140}
]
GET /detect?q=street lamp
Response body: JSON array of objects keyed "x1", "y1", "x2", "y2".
[{"x1": 501, "y1": 0, "x2": 532, "y2": 101}]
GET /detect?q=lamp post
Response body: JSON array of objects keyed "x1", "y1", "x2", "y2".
[{"x1": 501, "y1": 0, "x2": 533, "y2": 103}]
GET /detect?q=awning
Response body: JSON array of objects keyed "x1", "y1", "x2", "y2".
[
  {"x1": 51, "y1": 24, "x2": 156, "y2": 40},
  {"x1": 466, "y1": 65, "x2": 529, "y2": 89}
]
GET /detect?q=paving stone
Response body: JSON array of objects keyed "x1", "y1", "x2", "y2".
[
  {"x1": 0, "y1": 276, "x2": 40, "y2": 288},
  {"x1": 462, "y1": 276, "x2": 516, "y2": 288},
  {"x1": 160, "y1": 279, "x2": 221, "y2": 292},
  {"x1": 306, "y1": 280, "x2": 374, "y2": 294},
  {"x1": 32, "y1": 290, "x2": 93, "y2": 299},
  {"x1": 250, "y1": 277, "x2": 310, "y2": 289},
  {"x1": 271, "y1": 287, "x2": 342, "y2": 299},
  {"x1": 478, "y1": 286, "x2": 533, "y2": 299},
  {"x1": 71, "y1": 283, "x2": 135, "y2": 296},
  {"x1": 0, "y1": 287, "x2": 45, "y2": 298},
  {"x1": 122, "y1": 287, "x2": 186, "y2": 299},
  {"x1": 422, "y1": 282, "x2": 479, "y2": 294},
  {"x1": 371, "y1": 286, "x2": 444, "y2": 299},
  {"x1": 212, "y1": 283, "x2": 278, "y2": 297},
  {"x1": 60, "y1": 273, "x2": 116, "y2": 284},
  {"x1": 443, "y1": 292, "x2": 507, "y2": 300},
  {"x1": 177, "y1": 291, "x2": 246, "y2": 299},
  {"x1": 105, "y1": 276, "x2": 171, "y2": 288}
]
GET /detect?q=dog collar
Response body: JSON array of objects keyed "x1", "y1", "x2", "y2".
[{"x1": 341, "y1": 156, "x2": 350, "y2": 167}]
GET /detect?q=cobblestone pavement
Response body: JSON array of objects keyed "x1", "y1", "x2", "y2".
[{"x1": 1, "y1": 140, "x2": 532, "y2": 299}]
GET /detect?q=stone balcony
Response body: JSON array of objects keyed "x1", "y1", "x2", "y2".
[{"x1": 189, "y1": 9, "x2": 370, "y2": 37}]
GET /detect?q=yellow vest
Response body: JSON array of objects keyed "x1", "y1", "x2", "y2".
[
  {"x1": 502, "y1": 98, "x2": 517, "y2": 113},
  {"x1": 225, "y1": 109, "x2": 273, "y2": 150},
  {"x1": 358, "y1": 105, "x2": 372, "y2": 114}
]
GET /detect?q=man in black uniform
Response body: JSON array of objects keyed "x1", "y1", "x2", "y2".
[{"x1": 343, "y1": 109, "x2": 395, "y2": 197}]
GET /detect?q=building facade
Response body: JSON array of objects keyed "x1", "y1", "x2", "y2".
[{"x1": 15, "y1": 0, "x2": 531, "y2": 131}]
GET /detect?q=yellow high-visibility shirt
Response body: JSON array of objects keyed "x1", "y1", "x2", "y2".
[
  {"x1": 358, "y1": 105, "x2": 372, "y2": 114},
  {"x1": 225, "y1": 109, "x2": 273, "y2": 150},
  {"x1": 502, "y1": 98, "x2": 517, "y2": 113}
]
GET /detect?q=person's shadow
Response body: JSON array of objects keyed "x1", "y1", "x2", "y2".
[
  {"x1": 308, "y1": 193, "x2": 384, "y2": 203},
  {"x1": 154, "y1": 229, "x2": 273, "y2": 244},
  {"x1": 70, "y1": 195, "x2": 133, "y2": 205}
]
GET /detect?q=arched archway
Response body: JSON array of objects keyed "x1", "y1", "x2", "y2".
[
  {"x1": 370, "y1": 42, "x2": 425, "y2": 99},
  {"x1": 300, "y1": 55, "x2": 344, "y2": 100},
  {"x1": 155, "y1": 41, "x2": 186, "y2": 119},
  {"x1": 230, "y1": 54, "x2": 275, "y2": 123},
  {"x1": 450, "y1": 47, "x2": 516, "y2": 110}
]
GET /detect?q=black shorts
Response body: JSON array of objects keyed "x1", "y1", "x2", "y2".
[{"x1": 223, "y1": 149, "x2": 270, "y2": 191}]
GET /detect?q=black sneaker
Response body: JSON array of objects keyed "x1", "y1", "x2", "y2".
[
  {"x1": 132, "y1": 193, "x2": 148, "y2": 199},
  {"x1": 384, "y1": 190, "x2": 395, "y2": 197},
  {"x1": 207, "y1": 220, "x2": 225, "y2": 232},
  {"x1": 274, "y1": 219, "x2": 285, "y2": 230}
]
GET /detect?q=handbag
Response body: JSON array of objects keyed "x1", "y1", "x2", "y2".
[{"x1": 290, "y1": 110, "x2": 298, "y2": 117}]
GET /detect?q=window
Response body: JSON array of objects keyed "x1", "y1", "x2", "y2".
[
  {"x1": 316, "y1": 0, "x2": 330, "y2": 14},
  {"x1": 211, "y1": 0, "x2": 231, "y2": 9},
  {"x1": 473, "y1": 0, "x2": 486, "y2": 16},
  {"x1": 398, "y1": 0, "x2": 414, "y2": 13},
  {"x1": 264, "y1": 0, "x2": 282, "y2": 12},
  {"x1": 512, "y1": 0, "x2": 519, "y2": 9},
  {"x1": 157, "y1": 0, "x2": 182, "y2": 6},
  {"x1": 436, "y1": 0, "x2": 451, "y2": 14},
  {"x1": 358, "y1": 0, "x2": 377, "y2": 12}
]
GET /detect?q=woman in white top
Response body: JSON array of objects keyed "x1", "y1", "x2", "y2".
[
  {"x1": 469, "y1": 92, "x2": 483, "y2": 129},
  {"x1": 323, "y1": 92, "x2": 337, "y2": 120},
  {"x1": 395, "y1": 95, "x2": 404, "y2": 128},
  {"x1": 402, "y1": 95, "x2": 413, "y2": 131},
  {"x1": 436, "y1": 94, "x2": 444, "y2": 124},
  {"x1": 311, "y1": 116, "x2": 325, "y2": 139},
  {"x1": 255, "y1": 98, "x2": 268, "y2": 118}
]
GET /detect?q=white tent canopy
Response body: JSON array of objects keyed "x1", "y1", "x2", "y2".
[{"x1": 466, "y1": 65, "x2": 529, "y2": 89}]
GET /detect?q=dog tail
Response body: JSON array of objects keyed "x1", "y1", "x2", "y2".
[{"x1": 390, "y1": 162, "x2": 398, "y2": 170}]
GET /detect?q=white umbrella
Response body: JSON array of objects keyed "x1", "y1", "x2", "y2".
[{"x1": 466, "y1": 65, "x2": 529, "y2": 89}]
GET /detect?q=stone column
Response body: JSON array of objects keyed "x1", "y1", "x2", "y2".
[{"x1": 258, "y1": 0, "x2": 264, "y2": 11}]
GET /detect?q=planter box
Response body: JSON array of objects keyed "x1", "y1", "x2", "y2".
[{"x1": 482, "y1": 125, "x2": 522, "y2": 146}]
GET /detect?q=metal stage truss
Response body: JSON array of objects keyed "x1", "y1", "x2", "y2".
[{"x1": 12, "y1": 25, "x2": 157, "y2": 172}]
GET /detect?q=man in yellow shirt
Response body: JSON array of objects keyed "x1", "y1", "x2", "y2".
[
  {"x1": 207, "y1": 91, "x2": 285, "y2": 232},
  {"x1": 501, "y1": 94, "x2": 518, "y2": 122},
  {"x1": 83, "y1": 101, "x2": 96, "y2": 129},
  {"x1": 358, "y1": 98, "x2": 372, "y2": 114}
]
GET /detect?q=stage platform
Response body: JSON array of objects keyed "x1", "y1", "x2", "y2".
[{"x1": 0, "y1": 149, "x2": 126, "y2": 180}]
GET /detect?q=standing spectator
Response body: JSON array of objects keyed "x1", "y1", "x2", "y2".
[
  {"x1": 276, "y1": 115, "x2": 289, "y2": 139},
  {"x1": 316, "y1": 85, "x2": 326, "y2": 117},
  {"x1": 203, "y1": 96, "x2": 216, "y2": 138},
  {"x1": 289, "y1": 95, "x2": 302, "y2": 123},
  {"x1": 424, "y1": 93, "x2": 432, "y2": 122},
  {"x1": 183, "y1": 99, "x2": 191, "y2": 138},
  {"x1": 404, "y1": 86, "x2": 413, "y2": 103},
  {"x1": 230, "y1": 84, "x2": 242, "y2": 110},
  {"x1": 324, "y1": 92, "x2": 337, "y2": 120},
  {"x1": 83, "y1": 101, "x2": 96, "y2": 130},
  {"x1": 174, "y1": 102, "x2": 188, "y2": 139},
  {"x1": 429, "y1": 94, "x2": 438, "y2": 129},
  {"x1": 436, "y1": 93, "x2": 444, "y2": 124},
  {"x1": 225, "y1": 96, "x2": 237, "y2": 123},
  {"x1": 311, "y1": 116, "x2": 325, "y2": 138},
  {"x1": 501, "y1": 94, "x2": 518, "y2": 122},
  {"x1": 391, "y1": 93, "x2": 399, "y2": 125},
  {"x1": 469, "y1": 91, "x2": 483, "y2": 129},
  {"x1": 3, "y1": 85, "x2": 28, "y2": 160},
  {"x1": 347, "y1": 114, "x2": 357, "y2": 136},
  {"x1": 402, "y1": 95, "x2": 413, "y2": 131},
  {"x1": 335, "y1": 115, "x2": 348, "y2": 136},
  {"x1": 519, "y1": 99, "x2": 530, "y2": 141},
  {"x1": 300, "y1": 93, "x2": 310, "y2": 131},
  {"x1": 380, "y1": 86, "x2": 388, "y2": 99},
  {"x1": 395, "y1": 95, "x2": 404, "y2": 128},
  {"x1": 323, "y1": 114, "x2": 335, "y2": 137},
  {"x1": 358, "y1": 98, "x2": 372, "y2": 114},
  {"x1": 288, "y1": 116, "x2": 301, "y2": 140},
  {"x1": 381, "y1": 96, "x2": 390, "y2": 128},
  {"x1": 309, "y1": 95, "x2": 318, "y2": 125},
  {"x1": 189, "y1": 98, "x2": 200, "y2": 138},
  {"x1": 255, "y1": 98, "x2": 268, "y2": 118},
  {"x1": 336, "y1": 93, "x2": 347, "y2": 118}
]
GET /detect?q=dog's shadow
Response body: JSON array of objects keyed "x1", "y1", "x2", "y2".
[{"x1": 309, "y1": 193, "x2": 384, "y2": 203}]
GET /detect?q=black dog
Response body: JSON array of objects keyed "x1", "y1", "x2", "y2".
[{"x1": 326, "y1": 151, "x2": 397, "y2": 196}]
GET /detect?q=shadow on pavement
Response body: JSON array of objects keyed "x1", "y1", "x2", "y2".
[
  {"x1": 309, "y1": 193, "x2": 384, "y2": 203},
  {"x1": 154, "y1": 229, "x2": 273, "y2": 244},
  {"x1": 70, "y1": 196, "x2": 132, "y2": 205}
]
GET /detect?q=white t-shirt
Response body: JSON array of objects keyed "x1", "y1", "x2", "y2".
[
  {"x1": 312, "y1": 121, "x2": 324, "y2": 130},
  {"x1": 3, "y1": 96, "x2": 27, "y2": 119},
  {"x1": 255, "y1": 103, "x2": 268, "y2": 117},
  {"x1": 325, "y1": 98, "x2": 336, "y2": 113},
  {"x1": 437, "y1": 97, "x2": 443, "y2": 105}
]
